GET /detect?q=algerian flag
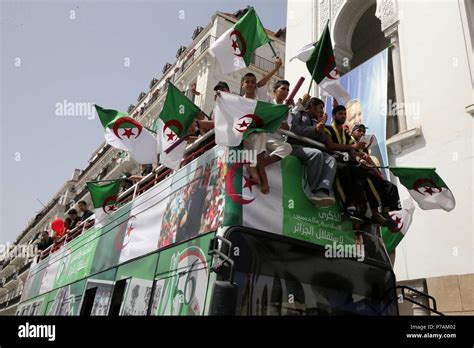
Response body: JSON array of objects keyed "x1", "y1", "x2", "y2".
[
  {"x1": 390, "y1": 167, "x2": 455, "y2": 212},
  {"x1": 155, "y1": 83, "x2": 199, "y2": 170},
  {"x1": 95, "y1": 105, "x2": 157, "y2": 164},
  {"x1": 213, "y1": 92, "x2": 289, "y2": 147},
  {"x1": 209, "y1": 7, "x2": 270, "y2": 74},
  {"x1": 86, "y1": 180, "x2": 121, "y2": 226},
  {"x1": 290, "y1": 24, "x2": 350, "y2": 104},
  {"x1": 381, "y1": 197, "x2": 415, "y2": 254},
  {"x1": 223, "y1": 154, "x2": 356, "y2": 247}
]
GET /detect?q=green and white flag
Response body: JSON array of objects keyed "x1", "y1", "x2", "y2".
[
  {"x1": 290, "y1": 24, "x2": 350, "y2": 104},
  {"x1": 95, "y1": 105, "x2": 157, "y2": 164},
  {"x1": 209, "y1": 7, "x2": 270, "y2": 74},
  {"x1": 224, "y1": 155, "x2": 356, "y2": 247},
  {"x1": 390, "y1": 167, "x2": 455, "y2": 211},
  {"x1": 213, "y1": 92, "x2": 289, "y2": 147},
  {"x1": 155, "y1": 83, "x2": 200, "y2": 170},
  {"x1": 86, "y1": 180, "x2": 121, "y2": 226},
  {"x1": 381, "y1": 197, "x2": 415, "y2": 254}
]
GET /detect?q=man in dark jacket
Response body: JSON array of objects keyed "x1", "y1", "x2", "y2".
[
  {"x1": 288, "y1": 98, "x2": 337, "y2": 207},
  {"x1": 37, "y1": 231, "x2": 54, "y2": 251}
]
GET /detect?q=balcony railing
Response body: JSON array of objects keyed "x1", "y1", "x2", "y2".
[
  {"x1": 4, "y1": 272, "x2": 16, "y2": 285},
  {"x1": 250, "y1": 53, "x2": 285, "y2": 77},
  {"x1": 0, "y1": 293, "x2": 21, "y2": 310}
]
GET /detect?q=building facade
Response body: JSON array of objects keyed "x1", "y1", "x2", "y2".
[
  {"x1": 285, "y1": 0, "x2": 473, "y2": 315},
  {"x1": 0, "y1": 9, "x2": 286, "y2": 315}
]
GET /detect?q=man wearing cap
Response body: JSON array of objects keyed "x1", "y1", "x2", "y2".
[{"x1": 350, "y1": 123, "x2": 401, "y2": 228}]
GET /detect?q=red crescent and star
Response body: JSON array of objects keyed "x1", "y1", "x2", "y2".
[
  {"x1": 412, "y1": 178, "x2": 442, "y2": 196},
  {"x1": 324, "y1": 55, "x2": 339, "y2": 80},
  {"x1": 225, "y1": 163, "x2": 256, "y2": 205},
  {"x1": 229, "y1": 29, "x2": 246, "y2": 58},
  {"x1": 162, "y1": 119, "x2": 183, "y2": 143},
  {"x1": 234, "y1": 114, "x2": 263, "y2": 133},
  {"x1": 102, "y1": 195, "x2": 118, "y2": 214},
  {"x1": 112, "y1": 117, "x2": 143, "y2": 140},
  {"x1": 114, "y1": 215, "x2": 137, "y2": 250}
]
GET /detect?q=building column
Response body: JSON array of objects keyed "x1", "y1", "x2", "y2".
[{"x1": 387, "y1": 31, "x2": 407, "y2": 132}]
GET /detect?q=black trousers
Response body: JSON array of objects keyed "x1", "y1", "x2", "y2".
[
  {"x1": 335, "y1": 164, "x2": 365, "y2": 208},
  {"x1": 360, "y1": 169, "x2": 401, "y2": 211}
]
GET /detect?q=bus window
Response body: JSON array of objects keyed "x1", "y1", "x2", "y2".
[
  {"x1": 218, "y1": 228, "x2": 397, "y2": 316},
  {"x1": 108, "y1": 279, "x2": 129, "y2": 316},
  {"x1": 79, "y1": 288, "x2": 97, "y2": 316}
]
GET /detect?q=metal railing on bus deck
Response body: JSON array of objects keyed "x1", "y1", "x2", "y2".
[{"x1": 37, "y1": 128, "x2": 346, "y2": 261}]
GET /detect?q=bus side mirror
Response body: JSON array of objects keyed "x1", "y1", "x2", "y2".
[{"x1": 209, "y1": 280, "x2": 238, "y2": 316}]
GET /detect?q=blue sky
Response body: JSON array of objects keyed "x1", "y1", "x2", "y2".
[{"x1": 0, "y1": 0, "x2": 287, "y2": 244}]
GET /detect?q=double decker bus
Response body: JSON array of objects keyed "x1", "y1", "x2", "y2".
[{"x1": 16, "y1": 130, "x2": 400, "y2": 316}]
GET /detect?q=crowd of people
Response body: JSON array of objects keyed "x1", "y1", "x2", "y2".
[
  {"x1": 37, "y1": 57, "x2": 401, "y2": 254},
  {"x1": 193, "y1": 57, "x2": 401, "y2": 229},
  {"x1": 36, "y1": 200, "x2": 95, "y2": 253}
]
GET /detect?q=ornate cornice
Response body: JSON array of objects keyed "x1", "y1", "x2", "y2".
[{"x1": 375, "y1": 0, "x2": 399, "y2": 36}]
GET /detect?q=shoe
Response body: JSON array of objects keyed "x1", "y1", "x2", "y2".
[
  {"x1": 342, "y1": 209, "x2": 365, "y2": 224},
  {"x1": 310, "y1": 191, "x2": 336, "y2": 207},
  {"x1": 373, "y1": 212, "x2": 398, "y2": 229}
]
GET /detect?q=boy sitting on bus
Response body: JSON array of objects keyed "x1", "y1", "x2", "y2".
[
  {"x1": 288, "y1": 97, "x2": 337, "y2": 207},
  {"x1": 321, "y1": 105, "x2": 367, "y2": 223},
  {"x1": 240, "y1": 57, "x2": 283, "y2": 194},
  {"x1": 262, "y1": 79, "x2": 293, "y2": 167}
]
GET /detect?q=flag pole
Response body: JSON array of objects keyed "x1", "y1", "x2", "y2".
[
  {"x1": 307, "y1": 63, "x2": 318, "y2": 94},
  {"x1": 307, "y1": 19, "x2": 330, "y2": 94},
  {"x1": 268, "y1": 41, "x2": 277, "y2": 57},
  {"x1": 164, "y1": 134, "x2": 190, "y2": 154}
]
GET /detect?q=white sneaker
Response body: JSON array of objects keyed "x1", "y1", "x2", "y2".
[{"x1": 310, "y1": 192, "x2": 336, "y2": 207}]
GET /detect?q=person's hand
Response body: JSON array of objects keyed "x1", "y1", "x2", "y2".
[
  {"x1": 274, "y1": 56, "x2": 283, "y2": 69},
  {"x1": 352, "y1": 142, "x2": 366, "y2": 150},
  {"x1": 286, "y1": 98, "x2": 295, "y2": 106},
  {"x1": 359, "y1": 158, "x2": 371, "y2": 168},
  {"x1": 302, "y1": 93, "x2": 311, "y2": 105},
  {"x1": 332, "y1": 98, "x2": 339, "y2": 108},
  {"x1": 321, "y1": 113, "x2": 328, "y2": 124},
  {"x1": 316, "y1": 122, "x2": 325, "y2": 133}
]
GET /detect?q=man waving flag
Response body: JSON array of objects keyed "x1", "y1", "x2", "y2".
[
  {"x1": 95, "y1": 105, "x2": 157, "y2": 164},
  {"x1": 209, "y1": 7, "x2": 270, "y2": 74},
  {"x1": 213, "y1": 92, "x2": 289, "y2": 147},
  {"x1": 290, "y1": 23, "x2": 350, "y2": 104},
  {"x1": 86, "y1": 179, "x2": 121, "y2": 227},
  {"x1": 155, "y1": 83, "x2": 200, "y2": 170}
]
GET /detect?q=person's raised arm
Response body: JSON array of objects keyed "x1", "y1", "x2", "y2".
[{"x1": 257, "y1": 57, "x2": 282, "y2": 88}]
